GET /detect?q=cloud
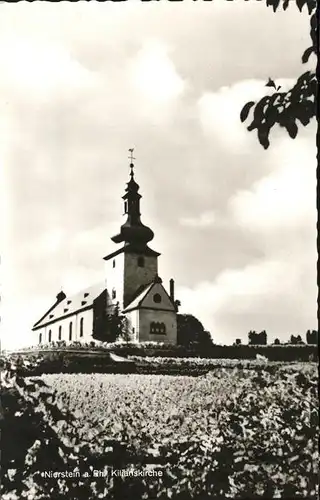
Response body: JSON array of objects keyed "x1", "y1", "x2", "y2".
[
  {"x1": 0, "y1": 36, "x2": 97, "y2": 99},
  {"x1": 230, "y1": 135, "x2": 317, "y2": 231},
  {"x1": 130, "y1": 39, "x2": 185, "y2": 104},
  {"x1": 178, "y1": 248, "x2": 316, "y2": 345},
  {"x1": 179, "y1": 211, "x2": 216, "y2": 228},
  {"x1": 176, "y1": 123, "x2": 317, "y2": 345}
]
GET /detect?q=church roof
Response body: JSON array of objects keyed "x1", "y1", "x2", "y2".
[
  {"x1": 32, "y1": 282, "x2": 107, "y2": 330},
  {"x1": 123, "y1": 282, "x2": 155, "y2": 312},
  {"x1": 103, "y1": 243, "x2": 160, "y2": 261},
  {"x1": 123, "y1": 276, "x2": 175, "y2": 313}
]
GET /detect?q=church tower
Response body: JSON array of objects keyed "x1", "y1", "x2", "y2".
[{"x1": 103, "y1": 157, "x2": 160, "y2": 310}]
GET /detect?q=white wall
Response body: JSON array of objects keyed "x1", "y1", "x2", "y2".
[
  {"x1": 138, "y1": 309, "x2": 177, "y2": 344},
  {"x1": 36, "y1": 308, "x2": 94, "y2": 345},
  {"x1": 104, "y1": 253, "x2": 125, "y2": 309},
  {"x1": 123, "y1": 253, "x2": 158, "y2": 308},
  {"x1": 125, "y1": 309, "x2": 139, "y2": 341},
  {"x1": 140, "y1": 282, "x2": 174, "y2": 311}
]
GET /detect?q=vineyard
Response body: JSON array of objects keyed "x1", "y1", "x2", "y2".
[{"x1": 1, "y1": 360, "x2": 318, "y2": 499}]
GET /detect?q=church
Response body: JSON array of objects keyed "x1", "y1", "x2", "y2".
[{"x1": 32, "y1": 156, "x2": 178, "y2": 345}]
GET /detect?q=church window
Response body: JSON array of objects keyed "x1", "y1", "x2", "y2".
[
  {"x1": 160, "y1": 323, "x2": 166, "y2": 334},
  {"x1": 150, "y1": 322, "x2": 166, "y2": 335},
  {"x1": 84, "y1": 292, "x2": 89, "y2": 297},
  {"x1": 124, "y1": 201, "x2": 128, "y2": 214},
  {"x1": 39, "y1": 333, "x2": 42, "y2": 344},
  {"x1": 80, "y1": 317, "x2": 84, "y2": 337},
  {"x1": 48, "y1": 330, "x2": 52, "y2": 342},
  {"x1": 58, "y1": 326, "x2": 62, "y2": 340},
  {"x1": 113, "y1": 259, "x2": 116, "y2": 268},
  {"x1": 112, "y1": 288, "x2": 116, "y2": 299},
  {"x1": 69, "y1": 322, "x2": 73, "y2": 341},
  {"x1": 138, "y1": 256, "x2": 145, "y2": 268},
  {"x1": 153, "y1": 293, "x2": 162, "y2": 304},
  {"x1": 81, "y1": 301, "x2": 86, "y2": 306}
]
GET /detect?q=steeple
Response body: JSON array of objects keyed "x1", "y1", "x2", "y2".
[{"x1": 111, "y1": 151, "x2": 154, "y2": 248}]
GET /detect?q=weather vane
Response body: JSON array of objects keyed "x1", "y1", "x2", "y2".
[{"x1": 128, "y1": 148, "x2": 135, "y2": 163}]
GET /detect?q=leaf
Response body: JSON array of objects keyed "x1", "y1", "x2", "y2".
[
  {"x1": 283, "y1": 0, "x2": 290, "y2": 10},
  {"x1": 240, "y1": 101, "x2": 255, "y2": 123},
  {"x1": 257, "y1": 127, "x2": 270, "y2": 149},
  {"x1": 296, "y1": 0, "x2": 306, "y2": 12},
  {"x1": 266, "y1": 78, "x2": 276, "y2": 89},
  {"x1": 267, "y1": 0, "x2": 281, "y2": 12},
  {"x1": 286, "y1": 122, "x2": 298, "y2": 139},
  {"x1": 302, "y1": 46, "x2": 314, "y2": 64}
]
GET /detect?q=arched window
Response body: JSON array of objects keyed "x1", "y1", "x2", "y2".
[
  {"x1": 48, "y1": 330, "x2": 52, "y2": 342},
  {"x1": 112, "y1": 288, "x2": 116, "y2": 300},
  {"x1": 150, "y1": 322, "x2": 166, "y2": 335},
  {"x1": 39, "y1": 333, "x2": 42, "y2": 344},
  {"x1": 80, "y1": 317, "x2": 84, "y2": 337},
  {"x1": 137, "y1": 256, "x2": 145, "y2": 268},
  {"x1": 69, "y1": 322, "x2": 73, "y2": 341},
  {"x1": 58, "y1": 326, "x2": 62, "y2": 340},
  {"x1": 113, "y1": 259, "x2": 116, "y2": 268}
]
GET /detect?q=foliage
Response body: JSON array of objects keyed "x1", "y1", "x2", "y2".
[
  {"x1": 306, "y1": 330, "x2": 318, "y2": 344},
  {"x1": 0, "y1": 358, "x2": 112, "y2": 500},
  {"x1": 41, "y1": 364, "x2": 318, "y2": 499},
  {"x1": 1, "y1": 356, "x2": 318, "y2": 499},
  {"x1": 98, "y1": 302, "x2": 130, "y2": 343},
  {"x1": 248, "y1": 330, "x2": 267, "y2": 345},
  {"x1": 241, "y1": 0, "x2": 316, "y2": 148},
  {"x1": 177, "y1": 313, "x2": 213, "y2": 349},
  {"x1": 290, "y1": 334, "x2": 305, "y2": 345},
  {"x1": 129, "y1": 355, "x2": 309, "y2": 370}
]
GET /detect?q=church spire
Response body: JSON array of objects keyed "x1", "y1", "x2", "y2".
[{"x1": 111, "y1": 150, "x2": 154, "y2": 247}]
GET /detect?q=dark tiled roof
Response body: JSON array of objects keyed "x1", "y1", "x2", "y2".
[
  {"x1": 32, "y1": 282, "x2": 107, "y2": 329},
  {"x1": 123, "y1": 282, "x2": 154, "y2": 312},
  {"x1": 103, "y1": 243, "x2": 160, "y2": 261}
]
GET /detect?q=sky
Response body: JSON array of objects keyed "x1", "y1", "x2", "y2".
[{"x1": 0, "y1": 1, "x2": 317, "y2": 348}]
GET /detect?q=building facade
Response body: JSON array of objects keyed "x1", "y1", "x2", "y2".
[{"x1": 32, "y1": 159, "x2": 178, "y2": 345}]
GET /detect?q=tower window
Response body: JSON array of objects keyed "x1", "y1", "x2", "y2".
[
  {"x1": 80, "y1": 317, "x2": 84, "y2": 337},
  {"x1": 39, "y1": 333, "x2": 42, "y2": 344},
  {"x1": 113, "y1": 259, "x2": 116, "y2": 268},
  {"x1": 58, "y1": 326, "x2": 62, "y2": 340},
  {"x1": 69, "y1": 322, "x2": 73, "y2": 341},
  {"x1": 138, "y1": 256, "x2": 145, "y2": 268},
  {"x1": 48, "y1": 330, "x2": 52, "y2": 342},
  {"x1": 153, "y1": 293, "x2": 162, "y2": 304},
  {"x1": 112, "y1": 288, "x2": 116, "y2": 300},
  {"x1": 150, "y1": 322, "x2": 166, "y2": 335},
  {"x1": 124, "y1": 201, "x2": 128, "y2": 214}
]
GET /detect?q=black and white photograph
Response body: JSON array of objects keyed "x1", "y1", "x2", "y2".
[{"x1": 0, "y1": 1, "x2": 318, "y2": 499}]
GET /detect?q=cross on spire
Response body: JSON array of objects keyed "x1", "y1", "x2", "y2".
[
  {"x1": 128, "y1": 148, "x2": 135, "y2": 162},
  {"x1": 128, "y1": 148, "x2": 135, "y2": 178}
]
